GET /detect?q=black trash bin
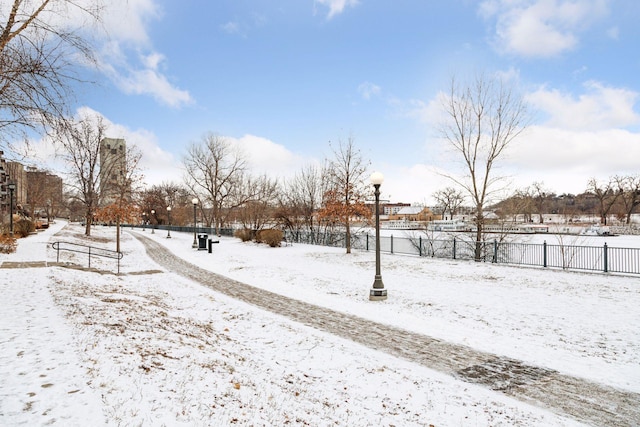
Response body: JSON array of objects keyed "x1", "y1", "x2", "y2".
[{"x1": 197, "y1": 234, "x2": 208, "y2": 250}]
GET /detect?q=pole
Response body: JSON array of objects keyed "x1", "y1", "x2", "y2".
[
  {"x1": 166, "y1": 207, "x2": 172, "y2": 238},
  {"x1": 192, "y1": 199, "x2": 198, "y2": 248},
  {"x1": 8, "y1": 185, "x2": 15, "y2": 236},
  {"x1": 370, "y1": 181, "x2": 387, "y2": 301}
]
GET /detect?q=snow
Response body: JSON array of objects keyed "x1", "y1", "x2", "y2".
[{"x1": 1, "y1": 220, "x2": 638, "y2": 426}]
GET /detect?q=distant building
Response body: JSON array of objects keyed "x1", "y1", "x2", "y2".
[
  {"x1": 388, "y1": 206, "x2": 438, "y2": 222},
  {"x1": 7, "y1": 162, "x2": 27, "y2": 207},
  {"x1": 382, "y1": 203, "x2": 410, "y2": 216},
  {"x1": 26, "y1": 167, "x2": 63, "y2": 218},
  {"x1": 99, "y1": 138, "x2": 127, "y2": 205}
]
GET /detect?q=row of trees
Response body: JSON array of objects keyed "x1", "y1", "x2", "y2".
[
  {"x1": 138, "y1": 133, "x2": 372, "y2": 254},
  {"x1": 435, "y1": 175, "x2": 640, "y2": 227}
]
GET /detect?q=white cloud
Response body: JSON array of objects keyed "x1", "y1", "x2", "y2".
[
  {"x1": 314, "y1": 0, "x2": 359, "y2": 19},
  {"x1": 114, "y1": 68, "x2": 193, "y2": 108},
  {"x1": 221, "y1": 21, "x2": 241, "y2": 35},
  {"x1": 230, "y1": 134, "x2": 309, "y2": 179},
  {"x1": 358, "y1": 82, "x2": 381, "y2": 100},
  {"x1": 79, "y1": 0, "x2": 193, "y2": 108},
  {"x1": 375, "y1": 163, "x2": 452, "y2": 205},
  {"x1": 480, "y1": 0, "x2": 610, "y2": 58},
  {"x1": 527, "y1": 81, "x2": 640, "y2": 130},
  {"x1": 505, "y1": 126, "x2": 640, "y2": 193}
]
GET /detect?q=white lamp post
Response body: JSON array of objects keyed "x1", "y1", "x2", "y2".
[
  {"x1": 192, "y1": 198, "x2": 198, "y2": 248},
  {"x1": 369, "y1": 172, "x2": 387, "y2": 301},
  {"x1": 151, "y1": 209, "x2": 155, "y2": 234},
  {"x1": 166, "y1": 206, "x2": 172, "y2": 238},
  {"x1": 142, "y1": 212, "x2": 146, "y2": 231}
]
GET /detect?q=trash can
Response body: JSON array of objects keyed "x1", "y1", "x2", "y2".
[{"x1": 197, "y1": 234, "x2": 208, "y2": 250}]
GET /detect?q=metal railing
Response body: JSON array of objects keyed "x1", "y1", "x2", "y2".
[
  {"x1": 127, "y1": 224, "x2": 640, "y2": 275},
  {"x1": 281, "y1": 230, "x2": 640, "y2": 276},
  {"x1": 51, "y1": 241, "x2": 123, "y2": 274}
]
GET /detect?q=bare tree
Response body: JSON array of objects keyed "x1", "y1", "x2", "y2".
[
  {"x1": 0, "y1": 0, "x2": 102, "y2": 153},
  {"x1": 319, "y1": 136, "x2": 370, "y2": 254},
  {"x1": 587, "y1": 177, "x2": 621, "y2": 225},
  {"x1": 183, "y1": 132, "x2": 247, "y2": 234},
  {"x1": 432, "y1": 186, "x2": 465, "y2": 220},
  {"x1": 235, "y1": 174, "x2": 280, "y2": 231},
  {"x1": 530, "y1": 181, "x2": 552, "y2": 223},
  {"x1": 55, "y1": 113, "x2": 107, "y2": 235},
  {"x1": 276, "y1": 164, "x2": 328, "y2": 239},
  {"x1": 617, "y1": 174, "x2": 640, "y2": 225},
  {"x1": 439, "y1": 72, "x2": 529, "y2": 260}
]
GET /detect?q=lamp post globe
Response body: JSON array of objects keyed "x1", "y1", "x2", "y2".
[
  {"x1": 166, "y1": 206, "x2": 172, "y2": 238},
  {"x1": 369, "y1": 172, "x2": 387, "y2": 301},
  {"x1": 151, "y1": 209, "x2": 155, "y2": 234},
  {"x1": 192, "y1": 198, "x2": 198, "y2": 248}
]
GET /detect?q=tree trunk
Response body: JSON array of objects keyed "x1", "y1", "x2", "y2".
[
  {"x1": 85, "y1": 213, "x2": 92, "y2": 236},
  {"x1": 474, "y1": 213, "x2": 483, "y2": 261},
  {"x1": 345, "y1": 217, "x2": 351, "y2": 254},
  {"x1": 116, "y1": 215, "x2": 121, "y2": 253}
]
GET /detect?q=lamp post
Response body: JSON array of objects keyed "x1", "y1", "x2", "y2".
[
  {"x1": 7, "y1": 182, "x2": 16, "y2": 236},
  {"x1": 151, "y1": 209, "x2": 155, "y2": 234},
  {"x1": 142, "y1": 212, "x2": 146, "y2": 231},
  {"x1": 192, "y1": 198, "x2": 198, "y2": 248},
  {"x1": 46, "y1": 200, "x2": 51, "y2": 225},
  {"x1": 369, "y1": 172, "x2": 387, "y2": 301},
  {"x1": 166, "y1": 206, "x2": 172, "y2": 238}
]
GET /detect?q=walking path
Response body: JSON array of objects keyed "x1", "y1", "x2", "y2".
[{"x1": 133, "y1": 232, "x2": 640, "y2": 427}]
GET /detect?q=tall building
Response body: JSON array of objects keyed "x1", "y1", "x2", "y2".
[{"x1": 99, "y1": 137, "x2": 127, "y2": 205}]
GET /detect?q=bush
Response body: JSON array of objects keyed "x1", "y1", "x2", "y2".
[
  {"x1": 234, "y1": 228, "x2": 253, "y2": 242},
  {"x1": 14, "y1": 219, "x2": 35, "y2": 238},
  {"x1": 0, "y1": 234, "x2": 17, "y2": 254},
  {"x1": 257, "y1": 229, "x2": 283, "y2": 247}
]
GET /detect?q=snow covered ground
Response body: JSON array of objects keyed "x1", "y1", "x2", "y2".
[{"x1": 1, "y1": 220, "x2": 638, "y2": 426}]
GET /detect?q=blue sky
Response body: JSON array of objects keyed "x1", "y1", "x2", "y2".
[{"x1": 30, "y1": 0, "x2": 640, "y2": 204}]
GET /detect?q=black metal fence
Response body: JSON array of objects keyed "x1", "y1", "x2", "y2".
[
  {"x1": 131, "y1": 224, "x2": 639, "y2": 275},
  {"x1": 281, "y1": 230, "x2": 640, "y2": 275}
]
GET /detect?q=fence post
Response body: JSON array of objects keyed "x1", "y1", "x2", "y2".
[
  {"x1": 366, "y1": 234, "x2": 369, "y2": 251},
  {"x1": 88, "y1": 246, "x2": 91, "y2": 269},
  {"x1": 453, "y1": 238, "x2": 456, "y2": 260},
  {"x1": 603, "y1": 242, "x2": 608, "y2": 273},
  {"x1": 419, "y1": 236, "x2": 422, "y2": 257},
  {"x1": 543, "y1": 240, "x2": 547, "y2": 268},
  {"x1": 493, "y1": 239, "x2": 498, "y2": 263},
  {"x1": 390, "y1": 235, "x2": 394, "y2": 254}
]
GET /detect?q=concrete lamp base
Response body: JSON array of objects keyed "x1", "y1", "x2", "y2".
[{"x1": 369, "y1": 289, "x2": 388, "y2": 301}]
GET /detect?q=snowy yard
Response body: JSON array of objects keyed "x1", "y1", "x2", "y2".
[{"x1": 1, "y1": 220, "x2": 638, "y2": 426}]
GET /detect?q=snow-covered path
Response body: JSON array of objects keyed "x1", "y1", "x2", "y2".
[
  {"x1": 133, "y1": 232, "x2": 640, "y2": 427},
  {"x1": 0, "y1": 222, "x2": 106, "y2": 425}
]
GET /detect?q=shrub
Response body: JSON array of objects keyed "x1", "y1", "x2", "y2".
[
  {"x1": 0, "y1": 234, "x2": 17, "y2": 254},
  {"x1": 234, "y1": 228, "x2": 253, "y2": 242},
  {"x1": 257, "y1": 229, "x2": 283, "y2": 247},
  {"x1": 14, "y1": 219, "x2": 35, "y2": 238}
]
